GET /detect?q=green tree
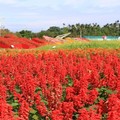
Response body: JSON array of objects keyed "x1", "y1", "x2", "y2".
[
  {"x1": 18, "y1": 30, "x2": 33, "y2": 38},
  {"x1": 47, "y1": 26, "x2": 62, "y2": 37}
]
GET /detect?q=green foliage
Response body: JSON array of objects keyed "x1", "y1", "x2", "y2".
[
  {"x1": 18, "y1": 30, "x2": 34, "y2": 38},
  {"x1": 14, "y1": 20, "x2": 120, "y2": 38},
  {"x1": 15, "y1": 85, "x2": 22, "y2": 93},
  {"x1": 0, "y1": 28, "x2": 13, "y2": 36},
  {"x1": 97, "y1": 87, "x2": 116, "y2": 101},
  {"x1": 35, "y1": 87, "x2": 48, "y2": 105},
  {"x1": 66, "y1": 75, "x2": 73, "y2": 87},
  {"x1": 29, "y1": 106, "x2": 46, "y2": 120},
  {"x1": 37, "y1": 30, "x2": 48, "y2": 38},
  {"x1": 7, "y1": 91, "x2": 20, "y2": 115},
  {"x1": 47, "y1": 26, "x2": 62, "y2": 37},
  {"x1": 37, "y1": 40, "x2": 120, "y2": 51},
  {"x1": 37, "y1": 20, "x2": 120, "y2": 37},
  {"x1": 61, "y1": 85, "x2": 66, "y2": 101},
  {"x1": 61, "y1": 75, "x2": 73, "y2": 101}
]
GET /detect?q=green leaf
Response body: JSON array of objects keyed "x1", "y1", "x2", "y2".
[
  {"x1": 11, "y1": 103, "x2": 19, "y2": 107},
  {"x1": 30, "y1": 108, "x2": 37, "y2": 114},
  {"x1": 35, "y1": 87, "x2": 41, "y2": 93},
  {"x1": 15, "y1": 85, "x2": 22, "y2": 93},
  {"x1": 32, "y1": 115, "x2": 39, "y2": 120},
  {"x1": 41, "y1": 99, "x2": 48, "y2": 105},
  {"x1": 66, "y1": 75, "x2": 73, "y2": 86}
]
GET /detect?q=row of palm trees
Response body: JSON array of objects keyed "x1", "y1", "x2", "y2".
[
  {"x1": 0, "y1": 20, "x2": 119, "y2": 38},
  {"x1": 65, "y1": 20, "x2": 120, "y2": 37},
  {"x1": 36, "y1": 20, "x2": 120, "y2": 38}
]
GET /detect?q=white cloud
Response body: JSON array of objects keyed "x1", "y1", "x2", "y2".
[
  {"x1": 0, "y1": 0, "x2": 119, "y2": 32},
  {"x1": 9, "y1": 0, "x2": 62, "y2": 10},
  {"x1": 0, "y1": 0, "x2": 120, "y2": 8},
  {"x1": 64, "y1": 0, "x2": 84, "y2": 5},
  {"x1": 64, "y1": 0, "x2": 86, "y2": 8},
  {"x1": 0, "y1": 0, "x2": 17, "y2": 4},
  {"x1": 96, "y1": 0, "x2": 120, "y2": 7}
]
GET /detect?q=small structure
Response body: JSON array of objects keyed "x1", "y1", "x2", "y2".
[
  {"x1": 102, "y1": 36, "x2": 107, "y2": 40},
  {"x1": 56, "y1": 32, "x2": 71, "y2": 39},
  {"x1": 10, "y1": 45, "x2": 14, "y2": 48}
]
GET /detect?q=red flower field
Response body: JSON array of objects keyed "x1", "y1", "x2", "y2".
[
  {"x1": 0, "y1": 49, "x2": 120, "y2": 120},
  {"x1": 0, "y1": 34, "x2": 48, "y2": 49}
]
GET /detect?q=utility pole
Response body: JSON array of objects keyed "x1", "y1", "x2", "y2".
[
  {"x1": 0, "y1": 17, "x2": 5, "y2": 36},
  {"x1": 80, "y1": 29, "x2": 82, "y2": 38},
  {"x1": 116, "y1": 20, "x2": 120, "y2": 36}
]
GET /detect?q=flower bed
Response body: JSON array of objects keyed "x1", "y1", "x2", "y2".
[{"x1": 0, "y1": 49, "x2": 120, "y2": 119}]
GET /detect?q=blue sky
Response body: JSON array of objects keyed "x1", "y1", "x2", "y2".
[{"x1": 0, "y1": 0, "x2": 120, "y2": 32}]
